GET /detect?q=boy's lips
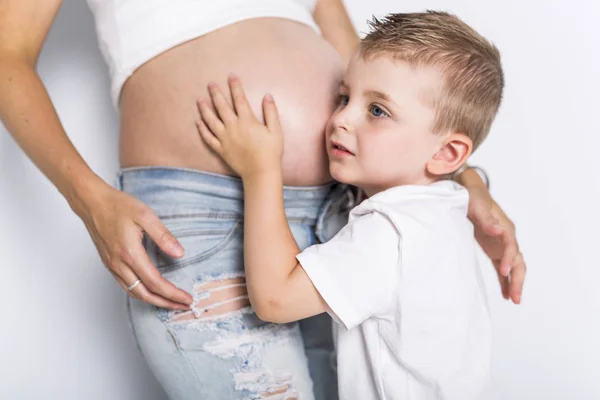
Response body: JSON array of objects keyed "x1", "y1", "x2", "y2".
[{"x1": 330, "y1": 140, "x2": 354, "y2": 156}]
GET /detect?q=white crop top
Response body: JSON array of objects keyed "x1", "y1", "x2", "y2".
[{"x1": 86, "y1": 0, "x2": 319, "y2": 108}]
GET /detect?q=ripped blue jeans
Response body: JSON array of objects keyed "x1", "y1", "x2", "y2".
[{"x1": 117, "y1": 167, "x2": 353, "y2": 400}]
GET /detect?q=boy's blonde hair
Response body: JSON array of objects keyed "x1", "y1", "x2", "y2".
[{"x1": 361, "y1": 11, "x2": 504, "y2": 151}]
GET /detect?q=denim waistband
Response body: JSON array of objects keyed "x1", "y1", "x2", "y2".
[{"x1": 115, "y1": 167, "x2": 349, "y2": 227}]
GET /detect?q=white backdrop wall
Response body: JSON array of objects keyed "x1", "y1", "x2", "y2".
[{"x1": 1, "y1": 0, "x2": 598, "y2": 399}]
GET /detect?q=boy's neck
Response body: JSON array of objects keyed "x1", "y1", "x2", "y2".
[{"x1": 361, "y1": 176, "x2": 444, "y2": 198}]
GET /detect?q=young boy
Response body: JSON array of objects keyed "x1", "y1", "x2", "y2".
[{"x1": 197, "y1": 11, "x2": 502, "y2": 400}]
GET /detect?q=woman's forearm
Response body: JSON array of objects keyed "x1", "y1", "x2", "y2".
[
  {"x1": 0, "y1": 59, "x2": 107, "y2": 215},
  {"x1": 455, "y1": 167, "x2": 487, "y2": 189},
  {"x1": 242, "y1": 172, "x2": 301, "y2": 316},
  {"x1": 313, "y1": 0, "x2": 360, "y2": 63}
]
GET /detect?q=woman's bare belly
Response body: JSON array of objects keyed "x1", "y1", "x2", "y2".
[{"x1": 119, "y1": 18, "x2": 345, "y2": 186}]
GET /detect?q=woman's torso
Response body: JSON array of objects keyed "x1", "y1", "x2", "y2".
[{"x1": 88, "y1": 1, "x2": 346, "y2": 186}]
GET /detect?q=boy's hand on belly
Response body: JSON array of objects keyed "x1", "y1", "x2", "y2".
[{"x1": 196, "y1": 75, "x2": 284, "y2": 180}]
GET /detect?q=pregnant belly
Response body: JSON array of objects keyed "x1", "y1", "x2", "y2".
[{"x1": 118, "y1": 18, "x2": 345, "y2": 186}]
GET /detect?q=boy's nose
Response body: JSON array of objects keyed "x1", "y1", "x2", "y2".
[{"x1": 331, "y1": 109, "x2": 353, "y2": 133}]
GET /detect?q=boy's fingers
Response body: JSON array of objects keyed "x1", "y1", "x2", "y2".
[
  {"x1": 197, "y1": 98, "x2": 225, "y2": 136},
  {"x1": 229, "y1": 75, "x2": 254, "y2": 118},
  {"x1": 197, "y1": 120, "x2": 223, "y2": 153},
  {"x1": 207, "y1": 83, "x2": 237, "y2": 124},
  {"x1": 263, "y1": 94, "x2": 282, "y2": 133}
]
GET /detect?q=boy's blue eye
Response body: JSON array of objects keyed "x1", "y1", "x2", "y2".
[
  {"x1": 339, "y1": 94, "x2": 349, "y2": 106},
  {"x1": 370, "y1": 104, "x2": 388, "y2": 118}
]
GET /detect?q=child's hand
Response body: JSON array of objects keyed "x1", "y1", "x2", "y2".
[{"x1": 196, "y1": 76, "x2": 284, "y2": 180}]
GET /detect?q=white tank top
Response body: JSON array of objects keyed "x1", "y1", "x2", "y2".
[{"x1": 86, "y1": 0, "x2": 319, "y2": 108}]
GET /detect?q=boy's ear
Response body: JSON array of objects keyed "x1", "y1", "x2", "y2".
[{"x1": 426, "y1": 133, "x2": 472, "y2": 176}]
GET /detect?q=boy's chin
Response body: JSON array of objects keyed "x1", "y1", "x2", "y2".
[{"x1": 329, "y1": 164, "x2": 354, "y2": 185}]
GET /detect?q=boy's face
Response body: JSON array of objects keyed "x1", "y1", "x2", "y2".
[{"x1": 326, "y1": 53, "x2": 446, "y2": 196}]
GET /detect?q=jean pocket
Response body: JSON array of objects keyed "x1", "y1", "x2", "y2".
[{"x1": 145, "y1": 218, "x2": 241, "y2": 274}]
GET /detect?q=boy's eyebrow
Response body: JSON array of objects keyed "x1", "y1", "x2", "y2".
[
  {"x1": 340, "y1": 80, "x2": 398, "y2": 107},
  {"x1": 365, "y1": 90, "x2": 393, "y2": 103}
]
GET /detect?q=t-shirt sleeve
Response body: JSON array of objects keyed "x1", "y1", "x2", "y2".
[{"x1": 297, "y1": 210, "x2": 400, "y2": 330}]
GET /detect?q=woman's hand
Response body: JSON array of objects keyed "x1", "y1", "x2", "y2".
[
  {"x1": 0, "y1": 0, "x2": 193, "y2": 311},
  {"x1": 75, "y1": 183, "x2": 193, "y2": 310},
  {"x1": 461, "y1": 170, "x2": 526, "y2": 304},
  {"x1": 196, "y1": 76, "x2": 284, "y2": 180}
]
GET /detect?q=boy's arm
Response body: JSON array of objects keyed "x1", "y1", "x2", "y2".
[
  {"x1": 196, "y1": 76, "x2": 328, "y2": 323},
  {"x1": 243, "y1": 173, "x2": 328, "y2": 323},
  {"x1": 243, "y1": 175, "x2": 401, "y2": 326},
  {"x1": 197, "y1": 78, "x2": 401, "y2": 324},
  {"x1": 313, "y1": 0, "x2": 359, "y2": 63}
]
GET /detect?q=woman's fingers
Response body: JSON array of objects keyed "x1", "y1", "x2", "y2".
[
  {"x1": 263, "y1": 94, "x2": 282, "y2": 133},
  {"x1": 197, "y1": 98, "x2": 225, "y2": 136},
  {"x1": 493, "y1": 260, "x2": 510, "y2": 300},
  {"x1": 84, "y1": 188, "x2": 193, "y2": 310},
  {"x1": 126, "y1": 268, "x2": 192, "y2": 310},
  {"x1": 499, "y1": 229, "x2": 519, "y2": 277},
  {"x1": 112, "y1": 267, "x2": 190, "y2": 310},
  {"x1": 130, "y1": 211, "x2": 194, "y2": 306},
  {"x1": 134, "y1": 283, "x2": 193, "y2": 310},
  {"x1": 123, "y1": 240, "x2": 193, "y2": 307},
  {"x1": 110, "y1": 270, "x2": 139, "y2": 298},
  {"x1": 229, "y1": 75, "x2": 254, "y2": 118},
  {"x1": 208, "y1": 82, "x2": 237, "y2": 124},
  {"x1": 136, "y1": 207, "x2": 183, "y2": 258},
  {"x1": 508, "y1": 252, "x2": 526, "y2": 304},
  {"x1": 482, "y1": 219, "x2": 504, "y2": 237}
]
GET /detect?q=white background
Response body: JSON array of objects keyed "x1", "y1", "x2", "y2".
[{"x1": 1, "y1": 0, "x2": 598, "y2": 398}]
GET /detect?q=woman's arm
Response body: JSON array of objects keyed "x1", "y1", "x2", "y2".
[
  {"x1": 313, "y1": 0, "x2": 360, "y2": 63},
  {"x1": 456, "y1": 167, "x2": 526, "y2": 304},
  {"x1": 0, "y1": 0, "x2": 192, "y2": 309},
  {"x1": 0, "y1": 1, "x2": 100, "y2": 214}
]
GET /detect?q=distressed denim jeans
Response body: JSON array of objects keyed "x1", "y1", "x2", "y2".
[{"x1": 117, "y1": 167, "x2": 353, "y2": 400}]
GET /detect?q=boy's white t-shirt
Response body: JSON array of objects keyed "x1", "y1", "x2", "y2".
[{"x1": 297, "y1": 180, "x2": 493, "y2": 400}]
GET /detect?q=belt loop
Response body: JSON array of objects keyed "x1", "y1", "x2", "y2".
[{"x1": 115, "y1": 170, "x2": 123, "y2": 191}]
